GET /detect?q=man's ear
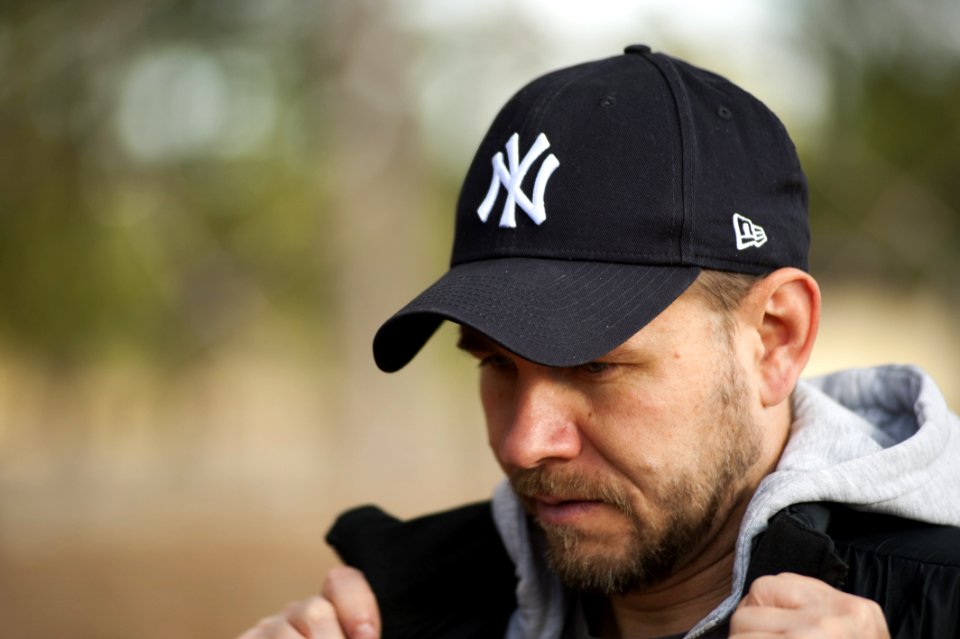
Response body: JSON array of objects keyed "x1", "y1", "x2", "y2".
[{"x1": 740, "y1": 268, "x2": 821, "y2": 407}]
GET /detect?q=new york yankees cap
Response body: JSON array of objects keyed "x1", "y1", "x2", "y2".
[{"x1": 373, "y1": 45, "x2": 809, "y2": 372}]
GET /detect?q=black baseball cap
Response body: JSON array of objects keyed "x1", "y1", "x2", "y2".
[{"x1": 373, "y1": 45, "x2": 809, "y2": 372}]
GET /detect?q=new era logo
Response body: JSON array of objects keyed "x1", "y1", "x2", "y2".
[
  {"x1": 733, "y1": 213, "x2": 767, "y2": 250},
  {"x1": 477, "y1": 132, "x2": 559, "y2": 228}
]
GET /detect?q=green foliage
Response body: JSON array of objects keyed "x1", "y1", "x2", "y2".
[
  {"x1": 798, "y1": 0, "x2": 960, "y2": 295},
  {"x1": 0, "y1": 1, "x2": 335, "y2": 364},
  {"x1": 3, "y1": 0, "x2": 960, "y2": 365}
]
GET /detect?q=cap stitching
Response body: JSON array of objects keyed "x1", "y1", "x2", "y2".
[{"x1": 641, "y1": 53, "x2": 694, "y2": 269}]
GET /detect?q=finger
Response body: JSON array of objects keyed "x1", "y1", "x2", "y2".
[
  {"x1": 731, "y1": 605, "x2": 856, "y2": 635},
  {"x1": 731, "y1": 604, "x2": 810, "y2": 633},
  {"x1": 236, "y1": 613, "x2": 311, "y2": 639},
  {"x1": 739, "y1": 573, "x2": 835, "y2": 609},
  {"x1": 321, "y1": 566, "x2": 381, "y2": 639},
  {"x1": 286, "y1": 596, "x2": 346, "y2": 638},
  {"x1": 733, "y1": 610, "x2": 862, "y2": 638},
  {"x1": 735, "y1": 574, "x2": 890, "y2": 638}
]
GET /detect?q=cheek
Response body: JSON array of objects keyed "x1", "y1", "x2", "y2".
[
  {"x1": 479, "y1": 375, "x2": 512, "y2": 450},
  {"x1": 582, "y1": 390, "x2": 662, "y2": 472},
  {"x1": 584, "y1": 380, "x2": 710, "y2": 475}
]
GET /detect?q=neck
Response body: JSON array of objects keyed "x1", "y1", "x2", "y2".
[
  {"x1": 603, "y1": 401, "x2": 792, "y2": 638},
  {"x1": 601, "y1": 500, "x2": 742, "y2": 638}
]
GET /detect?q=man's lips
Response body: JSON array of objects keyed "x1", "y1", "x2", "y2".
[{"x1": 532, "y1": 496, "x2": 606, "y2": 525}]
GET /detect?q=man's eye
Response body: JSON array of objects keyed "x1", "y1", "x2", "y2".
[
  {"x1": 580, "y1": 361, "x2": 612, "y2": 374},
  {"x1": 480, "y1": 354, "x2": 514, "y2": 370}
]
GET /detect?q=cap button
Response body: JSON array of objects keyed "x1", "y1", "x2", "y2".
[{"x1": 624, "y1": 44, "x2": 651, "y2": 55}]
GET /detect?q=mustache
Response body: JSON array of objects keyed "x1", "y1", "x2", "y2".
[{"x1": 510, "y1": 467, "x2": 633, "y2": 517}]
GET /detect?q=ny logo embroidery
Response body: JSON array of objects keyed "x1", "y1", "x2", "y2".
[{"x1": 477, "y1": 132, "x2": 560, "y2": 228}]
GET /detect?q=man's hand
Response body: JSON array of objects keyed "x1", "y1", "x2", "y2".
[
  {"x1": 236, "y1": 566, "x2": 381, "y2": 639},
  {"x1": 730, "y1": 573, "x2": 890, "y2": 638}
]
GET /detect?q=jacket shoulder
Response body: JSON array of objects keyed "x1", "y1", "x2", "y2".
[
  {"x1": 830, "y1": 506, "x2": 960, "y2": 566},
  {"x1": 326, "y1": 501, "x2": 517, "y2": 639},
  {"x1": 828, "y1": 507, "x2": 960, "y2": 638}
]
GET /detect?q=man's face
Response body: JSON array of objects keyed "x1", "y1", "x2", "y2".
[{"x1": 459, "y1": 292, "x2": 766, "y2": 595}]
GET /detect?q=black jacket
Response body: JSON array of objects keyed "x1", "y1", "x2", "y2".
[{"x1": 327, "y1": 501, "x2": 960, "y2": 638}]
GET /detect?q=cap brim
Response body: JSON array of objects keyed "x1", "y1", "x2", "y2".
[{"x1": 373, "y1": 258, "x2": 700, "y2": 372}]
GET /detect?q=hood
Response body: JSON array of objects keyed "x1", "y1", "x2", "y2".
[
  {"x1": 688, "y1": 364, "x2": 960, "y2": 636},
  {"x1": 492, "y1": 364, "x2": 960, "y2": 639}
]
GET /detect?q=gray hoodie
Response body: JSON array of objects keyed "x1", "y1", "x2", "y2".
[{"x1": 491, "y1": 365, "x2": 960, "y2": 639}]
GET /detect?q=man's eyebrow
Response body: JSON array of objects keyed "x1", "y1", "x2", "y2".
[
  {"x1": 602, "y1": 341, "x2": 640, "y2": 359},
  {"x1": 455, "y1": 327, "x2": 495, "y2": 353},
  {"x1": 457, "y1": 325, "x2": 647, "y2": 362}
]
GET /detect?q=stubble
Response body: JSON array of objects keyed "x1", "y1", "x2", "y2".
[{"x1": 510, "y1": 359, "x2": 762, "y2": 596}]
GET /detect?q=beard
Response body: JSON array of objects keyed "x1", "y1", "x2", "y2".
[{"x1": 509, "y1": 359, "x2": 762, "y2": 596}]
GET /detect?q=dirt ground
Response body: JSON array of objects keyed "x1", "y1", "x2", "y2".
[
  {"x1": 0, "y1": 472, "x2": 501, "y2": 638},
  {"x1": 0, "y1": 323, "x2": 502, "y2": 638},
  {"x1": 0, "y1": 518, "x2": 338, "y2": 638}
]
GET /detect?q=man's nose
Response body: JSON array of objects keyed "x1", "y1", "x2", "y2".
[{"x1": 494, "y1": 370, "x2": 582, "y2": 471}]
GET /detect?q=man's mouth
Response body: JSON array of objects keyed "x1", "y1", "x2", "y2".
[{"x1": 532, "y1": 496, "x2": 606, "y2": 525}]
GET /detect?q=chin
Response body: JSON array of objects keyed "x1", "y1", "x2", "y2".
[{"x1": 536, "y1": 518, "x2": 674, "y2": 595}]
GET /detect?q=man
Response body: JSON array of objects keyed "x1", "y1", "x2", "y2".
[{"x1": 239, "y1": 46, "x2": 960, "y2": 638}]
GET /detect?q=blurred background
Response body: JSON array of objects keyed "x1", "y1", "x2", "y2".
[{"x1": 1, "y1": 0, "x2": 959, "y2": 636}]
